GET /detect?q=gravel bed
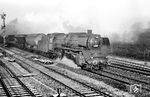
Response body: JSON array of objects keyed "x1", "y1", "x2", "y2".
[
  {"x1": 20, "y1": 77, "x2": 58, "y2": 97},
  {"x1": 46, "y1": 65, "x2": 135, "y2": 97},
  {"x1": 34, "y1": 72, "x2": 73, "y2": 96},
  {"x1": 56, "y1": 63, "x2": 128, "y2": 90}
]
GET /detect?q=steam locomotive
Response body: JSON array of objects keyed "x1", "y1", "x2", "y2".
[{"x1": 5, "y1": 30, "x2": 110, "y2": 70}]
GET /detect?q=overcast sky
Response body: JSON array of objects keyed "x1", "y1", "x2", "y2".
[{"x1": 0, "y1": 0, "x2": 150, "y2": 41}]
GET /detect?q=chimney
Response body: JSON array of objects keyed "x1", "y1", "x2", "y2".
[{"x1": 87, "y1": 29, "x2": 92, "y2": 34}]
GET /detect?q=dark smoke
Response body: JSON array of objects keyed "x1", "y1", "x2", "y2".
[
  {"x1": 128, "y1": 21, "x2": 150, "y2": 50},
  {"x1": 134, "y1": 29, "x2": 150, "y2": 50},
  {"x1": 110, "y1": 21, "x2": 145, "y2": 43},
  {"x1": 129, "y1": 21, "x2": 144, "y2": 43},
  {"x1": 111, "y1": 21, "x2": 150, "y2": 60}
]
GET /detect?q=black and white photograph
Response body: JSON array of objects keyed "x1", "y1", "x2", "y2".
[{"x1": 0, "y1": 0, "x2": 150, "y2": 97}]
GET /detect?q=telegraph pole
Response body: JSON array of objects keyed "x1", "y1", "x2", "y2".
[{"x1": 0, "y1": 12, "x2": 6, "y2": 47}]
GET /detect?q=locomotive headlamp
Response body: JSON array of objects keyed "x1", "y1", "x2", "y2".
[
  {"x1": 93, "y1": 39, "x2": 99, "y2": 48},
  {"x1": 95, "y1": 36, "x2": 99, "y2": 38},
  {"x1": 93, "y1": 44, "x2": 99, "y2": 47}
]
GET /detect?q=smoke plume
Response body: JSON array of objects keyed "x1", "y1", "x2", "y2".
[{"x1": 2, "y1": 13, "x2": 150, "y2": 45}]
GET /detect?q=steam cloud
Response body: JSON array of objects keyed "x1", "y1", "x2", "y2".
[
  {"x1": 1, "y1": 0, "x2": 150, "y2": 44},
  {"x1": 3, "y1": 13, "x2": 90, "y2": 35},
  {"x1": 4, "y1": 15, "x2": 150, "y2": 45}
]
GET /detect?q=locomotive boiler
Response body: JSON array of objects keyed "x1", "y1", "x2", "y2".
[{"x1": 5, "y1": 29, "x2": 110, "y2": 70}]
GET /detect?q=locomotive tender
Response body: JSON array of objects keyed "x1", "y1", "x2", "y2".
[{"x1": 5, "y1": 30, "x2": 110, "y2": 70}]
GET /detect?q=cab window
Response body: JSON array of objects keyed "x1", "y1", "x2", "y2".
[{"x1": 102, "y1": 38, "x2": 110, "y2": 45}]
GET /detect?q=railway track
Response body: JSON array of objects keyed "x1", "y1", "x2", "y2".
[
  {"x1": 3, "y1": 47, "x2": 146, "y2": 95},
  {"x1": 0, "y1": 60, "x2": 42, "y2": 97},
  {"x1": 1, "y1": 58, "x2": 68, "y2": 97},
  {"x1": 1, "y1": 47, "x2": 115, "y2": 97},
  {"x1": 106, "y1": 57, "x2": 150, "y2": 91},
  {"x1": 108, "y1": 56, "x2": 150, "y2": 76},
  {"x1": 89, "y1": 69, "x2": 150, "y2": 92},
  {"x1": 7, "y1": 47, "x2": 150, "y2": 95},
  {"x1": 85, "y1": 58, "x2": 150, "y2": 93},
  {"x1": 45, "y1": 65, "x2": 113, "y2": 97}
]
